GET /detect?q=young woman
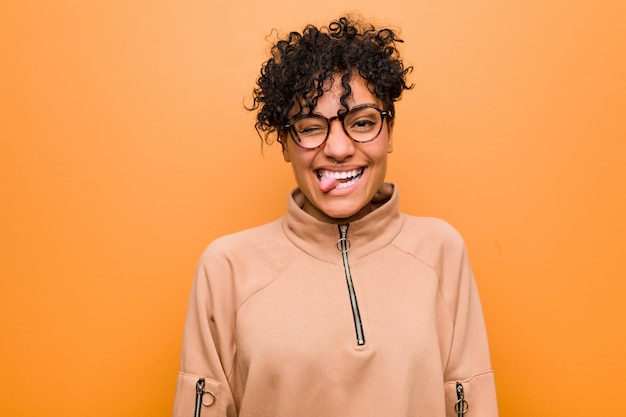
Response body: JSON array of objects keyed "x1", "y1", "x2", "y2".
[{"x1": 173, "y1": 15, "x2": 498, "y2": 417}]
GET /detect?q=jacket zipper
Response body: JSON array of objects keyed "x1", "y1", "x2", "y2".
[
  {"x1": 194, "y1": 378, "x2": 216, "y2": 417},
  {"x1": 455, "y1": 382, "x2": 468, "y2": 417},
  {"x1": 194, "y1": 378, "x2": 205, "y2": 417},
  {"x1": 338, "y1": 223, "x2": 365, "y2": 346}
]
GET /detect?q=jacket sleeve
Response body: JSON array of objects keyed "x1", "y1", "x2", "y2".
[
  {"x1": 441, "y1": 232, "x2": 499, "y2": 417},
  {"x1": 172, "y1": 246, "x2": 238, "y2": 417}
]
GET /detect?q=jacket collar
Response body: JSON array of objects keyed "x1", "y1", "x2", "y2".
[{"x1": 281, "y1": 183, "x2": 403, "y2": 264}]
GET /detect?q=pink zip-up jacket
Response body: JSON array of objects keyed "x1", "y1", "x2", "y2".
[{"x1": 173, "y1": 184, "x2": 498, "y2": 417}]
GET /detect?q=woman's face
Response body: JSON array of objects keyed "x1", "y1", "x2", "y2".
[{"x1": 282, "y1": 74, "x2": 394, "y2": 223}]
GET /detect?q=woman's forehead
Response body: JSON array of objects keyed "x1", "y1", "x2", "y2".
[{"x1": 292, "y1": 73, "x2": 380, "y2": 115}]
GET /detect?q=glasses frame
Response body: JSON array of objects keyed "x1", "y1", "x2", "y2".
[{"x1": 283, "y1": 104, "x2": 393, "y2": 150}]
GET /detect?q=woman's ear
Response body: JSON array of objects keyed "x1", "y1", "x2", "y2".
[
  {"x1": 386, "y1": 121, "x2": 394, "y2": 154},
  {"x1": 279, "y1": 135, "x2": 291, "y2": 162}
]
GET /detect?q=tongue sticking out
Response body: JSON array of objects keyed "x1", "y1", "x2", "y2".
[{"x1": 319, "y1": 176, "x2": 339, "y2": 193}]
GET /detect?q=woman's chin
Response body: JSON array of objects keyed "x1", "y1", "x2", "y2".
[{"x1": 304, "y1": 199, "x2": 371, "y2": 223}]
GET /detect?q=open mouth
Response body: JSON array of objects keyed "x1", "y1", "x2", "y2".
[{"x1": 317, "y1": 168, "x2": 364, "y2": 191}]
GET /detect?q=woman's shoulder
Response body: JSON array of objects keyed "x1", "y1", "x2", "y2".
[
  {"x1": 203, "y1": 218, "x2": 284, "y2": 256},
  {"x1": 401, "y1": 214, "x2": 464, "y2": 242},
  {"x1": 191, "y1": 218, "x2": 294, "y2": 303},
  {"x1": 396, "y1": 213, "x2": 468, "y2": 259}
]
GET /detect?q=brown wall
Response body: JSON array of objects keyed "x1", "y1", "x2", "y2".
[{"x1": 1, "y1": 1, "x2": 625, "y2": 416}]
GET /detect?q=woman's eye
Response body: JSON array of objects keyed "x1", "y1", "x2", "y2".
[
  {"x1": 350, "y1": 119, "x2": 376, "y2": 129},
  {"x1": 297, "y1": 125, "x2": 326, "y2": 136}
]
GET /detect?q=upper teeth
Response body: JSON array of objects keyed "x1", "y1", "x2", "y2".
[{"x1": 319, "y1": 169, "x2": 362, "y2": 179}]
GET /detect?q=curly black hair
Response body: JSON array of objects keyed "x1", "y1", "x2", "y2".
[{"x1": 249, "y1": 15, "x2": 413, "y2": 146}]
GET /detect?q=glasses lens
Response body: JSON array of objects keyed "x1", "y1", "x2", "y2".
[
  {"x1": 291, "y1": 115, "x2": 328, "y2": 149},
  {"x1": 343, "y1": 106, "x2": 384, "y2": 143}
]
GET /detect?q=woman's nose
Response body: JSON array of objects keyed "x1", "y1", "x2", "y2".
[{"x1": 323, "y1": 120, "x2": 355, "y2": 161}]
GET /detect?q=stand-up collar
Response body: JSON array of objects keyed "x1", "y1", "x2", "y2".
[{"x1": 281, "y1": 183, "x2": 404, "y2": 264}]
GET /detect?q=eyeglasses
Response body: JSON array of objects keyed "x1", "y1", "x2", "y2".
[{"x1": 283, "y1": 104, "x2": 392, "y2": 150}]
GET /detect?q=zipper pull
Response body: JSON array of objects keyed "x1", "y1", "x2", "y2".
[
  {"x1": 195, "y1": 378, "x2": 216, "y2": 417},
  {"x1": 337, "y1": 223, "x2": 350, "y2": 253},
  {"x1": 455, "y1": 382, "x2": 468, "y2": 417}
]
